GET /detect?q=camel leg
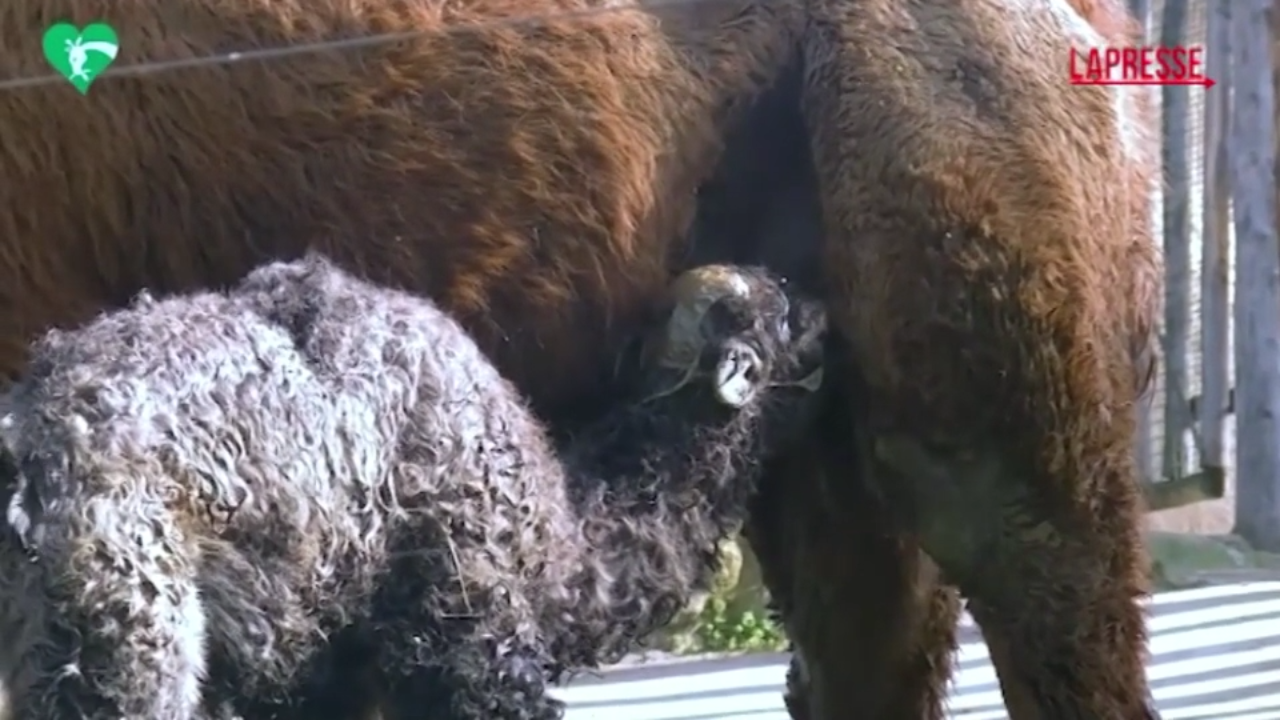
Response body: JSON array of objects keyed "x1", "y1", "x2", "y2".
[
  {"x1": 784, "y1": 537, "x2": 960, "y2": 720},
  {"x1": 747, "y1": 416, "x2": 961, "y2": 720},
  {"x1": 871, "y1": 432, "x2": 1159, "y2": 719}
]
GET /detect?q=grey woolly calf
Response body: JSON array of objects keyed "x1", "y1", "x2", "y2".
[{"x1": 0, "y1": 254, "x2": 825, "y2": 720}]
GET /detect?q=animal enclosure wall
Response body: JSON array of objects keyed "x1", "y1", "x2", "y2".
[{"x1": 1138, "y1": 0, "x2": 1234, "y2": 528}]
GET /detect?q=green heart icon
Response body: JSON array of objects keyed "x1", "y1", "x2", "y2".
[{"x1": 42, "y1": 22, "x2": 119, "y2": 95}]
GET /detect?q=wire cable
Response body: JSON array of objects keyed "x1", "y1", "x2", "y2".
[{"x1": 0, "y1": 0, "x2": 728, "y2": 91}]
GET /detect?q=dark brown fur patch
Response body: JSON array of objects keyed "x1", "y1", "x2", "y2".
[
  {"x1": 0, "y1": 0, "x2": 803, "y2": 420},
  {"x1": 762, "y1": 0, "x2": 1162, "y2": 717}
]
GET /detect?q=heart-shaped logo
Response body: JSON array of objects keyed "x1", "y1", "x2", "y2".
[{"x1": 42, "y1": 22, "x2": 119, "y2": 95}]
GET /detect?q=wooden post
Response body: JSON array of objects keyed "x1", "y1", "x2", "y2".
[
  {"x1": 1128, "y1": 0, "x2": 1151, "y2": 37},
  {"x1": 1200, "y1": 0, "x2": 1231, "y2": 471},
  {"x1": 1136, "y1": 389, "x2": 1156, "y2": 483},
  {"x1": 1231, "y1": 0, "x2": 1280, "y2": 552},
  {"x1": 1161, "y1": 0, "x2": 1193, "y2": 481}
]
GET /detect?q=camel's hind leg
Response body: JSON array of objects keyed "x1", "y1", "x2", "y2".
[
  {"x1": 870, "y1": 431, "x2": 1157, "y2": 719},
  {"x1": 7, "y1": 493, "x2": 208, "y2": 719}
]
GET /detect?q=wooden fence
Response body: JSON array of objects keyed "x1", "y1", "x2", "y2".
[{"x1": 1134, "y1": 0, "x2": 1233, "y2": 513}]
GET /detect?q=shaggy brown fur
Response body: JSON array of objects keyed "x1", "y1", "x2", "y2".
[
  {"x1": 0, "y1": 0, "x2": 806, "y2": 423},
  {"x1": 0, "y1": 257, "x2": 826, "y2": 720},
  {"x1": 767, "y1": 0, "x2": 1162, "y2": 718},
  {"x1": 0, "y1": 0, "x2": 1162, "y2": 717}
]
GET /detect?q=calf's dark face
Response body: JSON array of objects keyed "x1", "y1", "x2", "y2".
[
  {"x1": 697, "y1": 290, "x2": 826, "y2": 411},
  {"x1": 634, "y1": 265, "x2": 826, "y2": 447}
]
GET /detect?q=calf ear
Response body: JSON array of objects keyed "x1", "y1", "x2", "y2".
[
  {"x1": 789, "y1": 366, "x2": 824, "y2": 392},
  {"x1": 779, "y1": 299, "x2": 827, "y2": 393}
]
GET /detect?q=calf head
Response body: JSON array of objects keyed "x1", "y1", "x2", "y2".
[{"x1": 638, "y1": 264, "x2": 827, "y2": 436}]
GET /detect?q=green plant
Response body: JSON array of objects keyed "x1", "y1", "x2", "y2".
[{"x1": 691, "y1": 596, "x2": 788, "y2": 653}]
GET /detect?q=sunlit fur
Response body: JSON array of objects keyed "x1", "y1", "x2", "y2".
[
  {"x1": 777, "y1": 0, "x2": 1161, "y2": 715},
  {"x1": 0, "y1": 255, "x2": 824, "y2": 720}
]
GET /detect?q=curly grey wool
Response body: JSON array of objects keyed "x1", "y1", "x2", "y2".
[{"x1": 0, "y1": 254, "x2": 825, "y2": 720}]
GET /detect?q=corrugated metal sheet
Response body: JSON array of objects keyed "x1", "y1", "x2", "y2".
[{"x1": 556, "y1": 582, "x2": 1280, "y2": 720}]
